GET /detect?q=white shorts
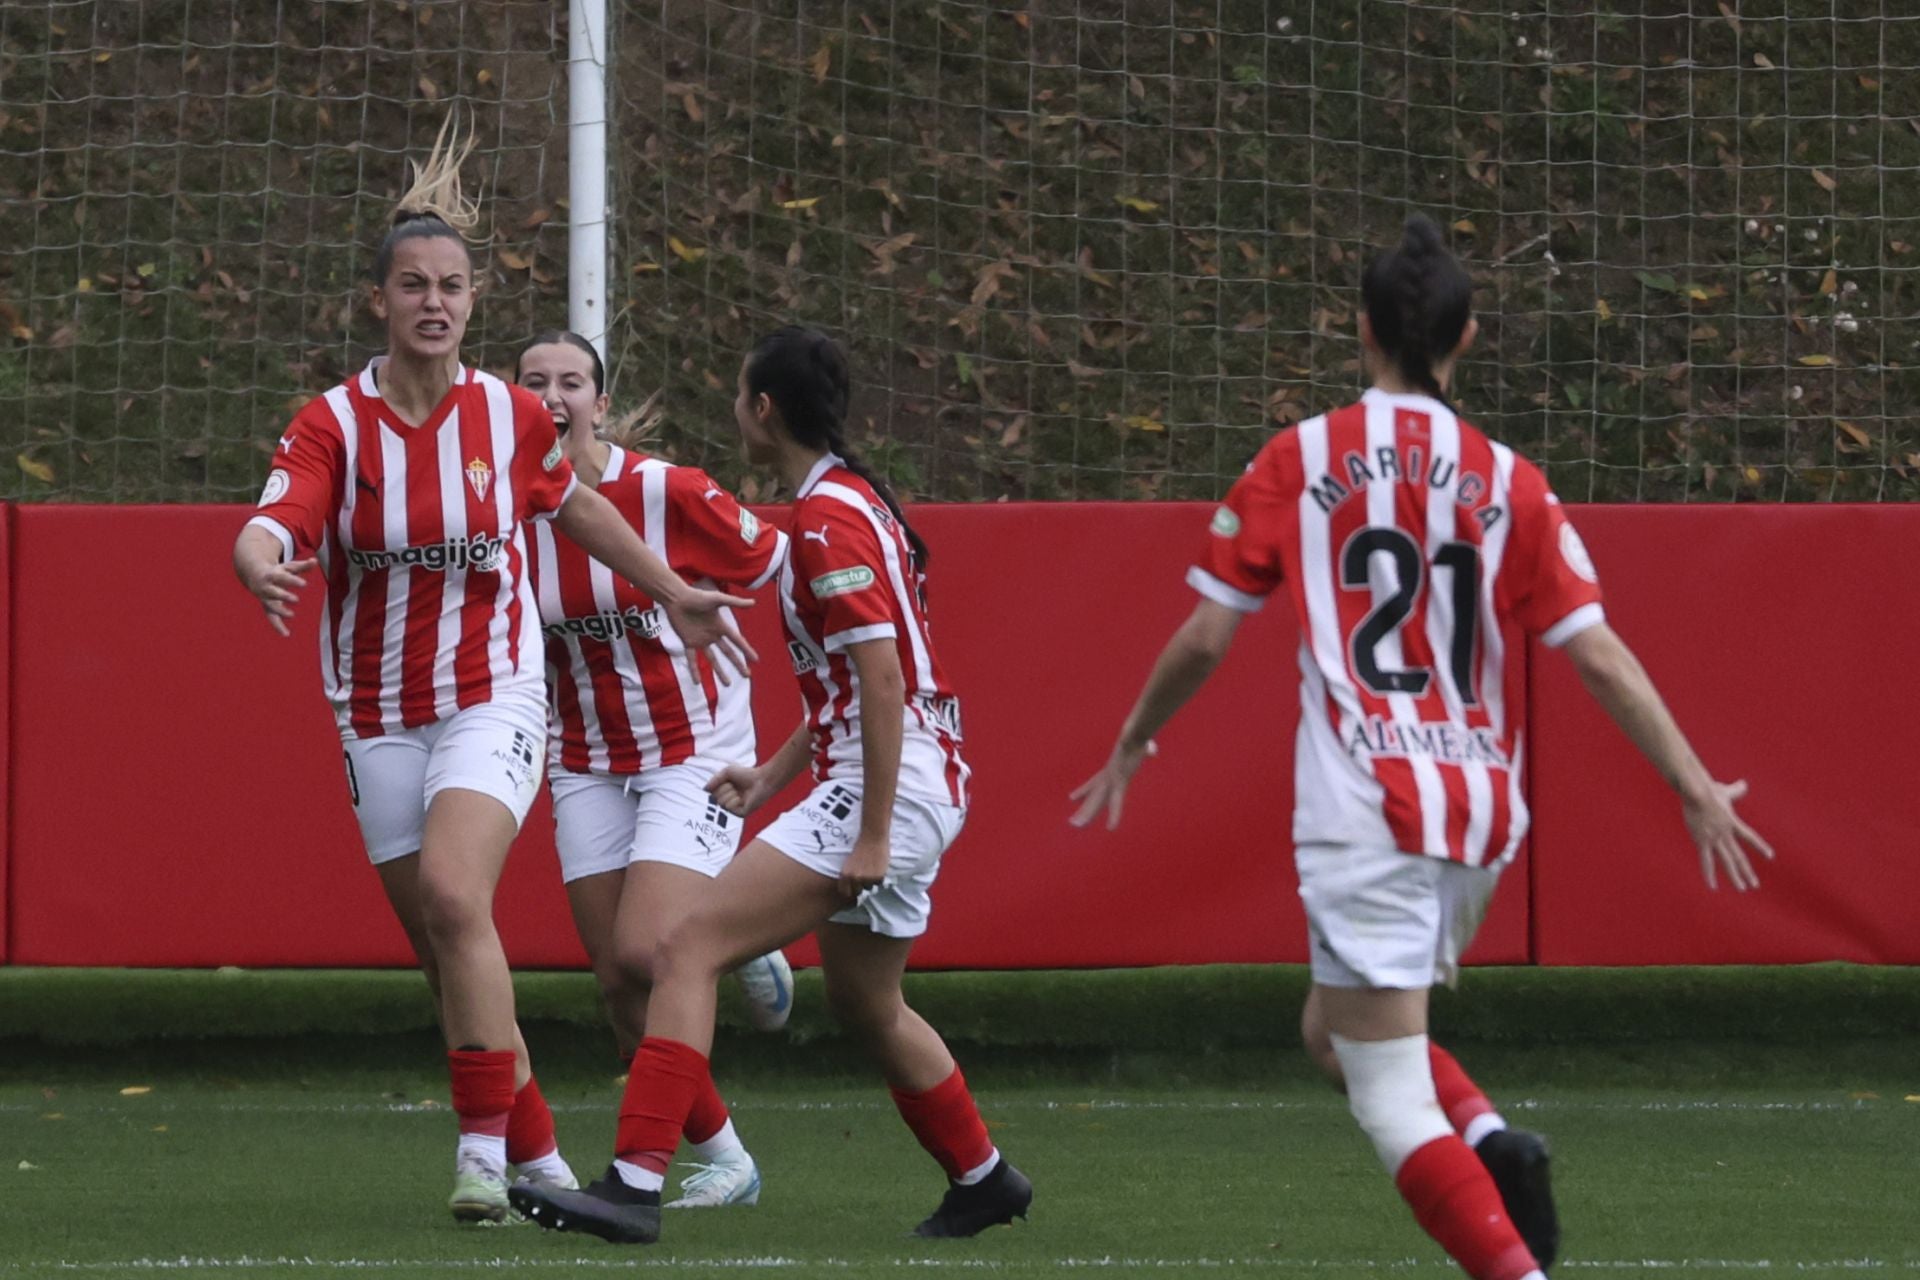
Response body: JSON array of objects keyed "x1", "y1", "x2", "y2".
[
  {"x1": 757, "y1": 781, "x2": 966, "y2": 939},
  {"x1": 1296, "y1": 842, "x2": 1499, "y2": 990},
  {"x1": 341, "y1": 699, "x2": 547, "y2": 865},
  {"x1": 548, "y1": 758, "x2": 745, "y2": 884}
]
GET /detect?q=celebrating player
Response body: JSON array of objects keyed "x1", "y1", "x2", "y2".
[
  {"x1": 231, "y1": 120, "x2": 755, "y2": 1224},
  {"x1": 509, "y1": 325, "x2": 1031, "y2": 1245},
  {"x1": 516, "y1": 330, "x2": 795, "y2": 1208},
  {"x1": 1070, "y1": 216, "x2": 1773, "y2": 1279}
]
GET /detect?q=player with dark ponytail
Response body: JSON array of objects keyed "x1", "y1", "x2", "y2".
[
  {"x1": 512, "y1": 325, "x2": 1032, "y2": 1245},
  {"x1": 1074, "y1": 215, "x2": 1770, "y2": 1279}
]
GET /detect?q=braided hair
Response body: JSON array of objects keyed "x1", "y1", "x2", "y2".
[
  {"x1": 372, "y1": 114, "x2": 480, "y2": 284},
  {"x1": 1359, "y1": 215, "x2": 1474, "y2": 407},
  {"x1": 745, "y1": 325, "x2": 930, "y2": 570}
]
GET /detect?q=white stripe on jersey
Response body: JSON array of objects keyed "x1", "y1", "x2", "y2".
[
  {"x1": 641, "y1": 460, "x2": 712, "y2": 758},
  {"x1": 813, "y1": 483, "x2": 929, "y2": 687},
  {"x1": 779, "y1": 551, "x2": 844, "y2": 733},
  {"x1": 320, "y1": 385, "x2": 358, "y2": 709},
  {"x1": 532, "y1": 520, "x2": 608, "y2": 772},
  {"x1": 1297, "y1": 415, "x2": 1368, "y2": 778},
  {"x1": 1363, "y1": 402, "x2": 1447, "y2": 854},
  {"x1": 430, "y1": 403, "x2": 468, "y2": 720},
  {"x1": 1465, "y1": 442, "x2": 1519, "y2": 866},
  {"x1": 375, "y1": 422, "x2": 411, "y2": 735},
  {"x1": 482, "y1": 374, "x2": 525, "y2": 697}
]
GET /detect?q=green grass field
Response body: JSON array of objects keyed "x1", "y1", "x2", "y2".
[{"x1": 6, "y1": 969, "x2": 1919, "y2": 1279}]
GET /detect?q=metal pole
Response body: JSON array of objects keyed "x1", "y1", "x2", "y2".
[{"x1": 568, "y1": 0, "x2": 609, "y2": 360}]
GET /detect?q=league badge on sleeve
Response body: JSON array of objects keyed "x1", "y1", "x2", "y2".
[
  {"x1": 1559, "y1": 521, "x2": 1598, "y2": 584},
  {"x1": 1209, "y1": 505, "x2": 1242, "y2": 537},
  {"x1": 466, "y1": 457, "x2": 493, "y2": 502},
  {"x1": 739, "y1": 507, "x2": 762, "y2": 545},
  {"x1": 258, "y1": 468, "x2": 291, "y2": 508},
  {"x1": 542, "y1": 440, "x2": 564, "y2": 472}
]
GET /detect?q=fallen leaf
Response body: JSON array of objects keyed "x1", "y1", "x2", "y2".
[
  {"x1": 1753, "y1": 51, "x2": 1774, "y2": 69},
  {"x1": 16, "y1": 454, "x2": 54, "y2": 483},
  {"x1": 137, "y1": 262, "x2": 157, "y2": 278},
  {"x1": 1836, "y1": 421, "x2": 1872, "y2": 448},
  {"x1": 1115, "y1": 195, "x2": 1161, "y2": 214},
  {"x1": 1810, "y1": 168, "x2": 1837, "y2": 193},
  {"x1": 518, "y1": 209, "x2": 552, "y2": 232},
  {"x1": 1717, "y1": 1, "x2": 1739, "y2": 35},
  {"x1": 1451, "y1": 218, "x2": 1475, "y2": 234},
  {"x1": 17, "y1": 1162, "x2": 37, "y2": 1171},
  {"x1": 1124, "y1": 414, "x2": 1167, "y2": 433},
  {"x1": 119, "y1": 1085, "x2": 153, "y2": 1097},
  {"x1": 94, "y1": 51, "x2": 111, "y2": 64},
  {"x1": 418, "y1": 75, "x2": 439, "y2": 101},
  {"x1": 496, "y1": 248, "x2": 532, "y2": 271},
  {"x1": 778, "y1": 196, "x2": 820, "y2": 210},
  {"x1": 681, "y1": 91, "x2": 702, "y2": 123},
  {"x1": 808, "y1": 44, "x2": 832, "y2": 86},
  {"x1": 631, "y1": 261, "x2": 661, "y2": 274},
  {"x1": 1819, "y1": 269, "x2": 1837, "y2": 295},
  {"x1": 1596, "y1": 298, "x2": 1612, "y2": 321},
  {"x1": 1685, "y1": 285, "x2": 1713, "y2": 301},
  {"x1": 667, "y1": 236, "x2": 705, "y2": 263},
  {"x1": 1797, "y1": 354, "x2": 1834, "y2": 366}
]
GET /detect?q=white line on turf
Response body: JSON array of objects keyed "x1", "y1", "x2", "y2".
[{"x1": 10, "y1": 1257, "x2": 1919, "y2": 1272}]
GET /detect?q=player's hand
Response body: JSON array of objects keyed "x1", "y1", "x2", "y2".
[
  {"x1": 664, "y1": 588, "x2": 758, "y2": 684},
  {"x1": 1683, "y1": 777, "x2": 1774, "y2": 891},
  {"x1": 241, "y1": 556, "x2": 318, "y2": 637},
  {"x1": 1068, "y1": 738, "x2": 1158, "y2": 830},
  {"x1": 705, "y1": 763, "x2": 776, "y2": 818},
  {"x1": 839, "y1": 834, "x2": 890, "y2": 899}
]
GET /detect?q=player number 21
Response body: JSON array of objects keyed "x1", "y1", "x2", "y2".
[{"x1": 1339, "y1": 528, "x2": 1481, "y2": 705}]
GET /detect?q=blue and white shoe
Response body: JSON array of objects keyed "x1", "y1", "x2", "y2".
[
  {"x1": 666, "y1": 1149, "x2": 762, "y2": 1208},
  {"x1": 731, "y1": 950, "x2": 793, "y2": 1032}
]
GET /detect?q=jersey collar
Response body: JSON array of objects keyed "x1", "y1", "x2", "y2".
[
  {"x1": 1361, "y1": 386, "x2": 1449, "y2": 414},
  {"x1": 795, "y1": 451, "x2": 844, "y2": 499},
  {"x1": 601, "y1": 442, "x2": 628, "y2": 485}
]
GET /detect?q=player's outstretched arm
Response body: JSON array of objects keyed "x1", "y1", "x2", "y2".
[
  {"x1": 1562, "y1": 622, "x2": 1774, "y2": 891},
  {"x1": 232, "y1": 525, "x2": 318, "y2": 638},
  {"x1": 1070, "y1": 598, "x2": 1243, "y2": 830},
  {"x1": 554, "y1": 483, "x2": 758, "y2": 679}
]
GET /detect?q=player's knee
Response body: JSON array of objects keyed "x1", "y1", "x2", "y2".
[
  {"x1": 416, "y1": 869, "x2": 491, "y2": 943},
  {"x1": 646, "y1": 916, "x2": 727, "y2": 988},
  {"x1": 823, "y1": 975, "x2": 899, "y2": 1040},
  {"x1": 1331, "y1": 1032, "x2": 1451, "y2": 1175}
]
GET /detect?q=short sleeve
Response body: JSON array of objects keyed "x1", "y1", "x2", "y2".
[
  {"x1": 508, "y1": 388, "x2": 577, "y2": 521},
  {"x1": 245, "y1": 401, "x2": 345, "y2": 560},
  {"x1": 665, "y1": 468, "x2": 789, "y2": 591},
  {"x1": 1507, "y1": 462, "x2": 1605, "y2": 647},
  {"x1": 1188, "y1": 431, "x2": 1300, "y2": 613},
  {"x1": 792, "y1": 498, "x2": 898, "y2": 652}
]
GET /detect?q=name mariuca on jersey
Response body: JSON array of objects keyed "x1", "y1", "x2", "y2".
[{"x1": 1305, "y1": 440, "x2": 1507, "y2": 534}]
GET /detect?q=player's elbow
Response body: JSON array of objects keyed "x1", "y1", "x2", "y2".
[{"x1": 1563, "y1": 623, "x2": 1635, "y2": 694}]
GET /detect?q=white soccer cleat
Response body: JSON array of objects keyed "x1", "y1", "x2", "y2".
[
  {"x1": 732, "y1": 949, "x2": 794, "y2": 1032},
  {"x1": 665, "y1": 1149, "x2": 762, "y2": 1209}
]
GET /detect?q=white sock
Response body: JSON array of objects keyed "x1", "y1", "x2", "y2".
[
  {"x1": 455, "y1": 1132, "x2": 507, "y2": 1174},
  {"x1": 688, "y1": 1118, "x2": 745, "y2": 1162},
  {"x1": 954, "y1": 1149, "x2": 1000, "y2": 1186},
  {"x1": 613, "y1": 1158, "x2": 665, "y2": 1194},
  {"x1": 516, "y1": 1148, "x2": 573, "y2": 1182},
  {"x1": 1463, "y1": 1111, "x2": 1508, "y2": 1149},
  {"x1": 1521, "y1": 1271, "x2": 1548, "y2": 1280}
]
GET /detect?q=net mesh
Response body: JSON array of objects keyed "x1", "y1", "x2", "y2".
[{"x1": 5, "y1": 1, "x2": 1918, "y2": 503}]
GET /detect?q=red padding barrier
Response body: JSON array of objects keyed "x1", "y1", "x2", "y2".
[
  {"x1": 1528, "y1": 505, "x2": 1920, "y2": 965},
  {"x1": 8, "y1": 502, "x2": 1530, "y2": 969},
  {"x1": 1, "y1": 502, "x2": 12, "y2": 963}
]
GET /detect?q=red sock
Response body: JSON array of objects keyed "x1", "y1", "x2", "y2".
[
  {"x1": 1429, "y1": 1043, "x2": 1499, "y2": 1138},
  {"x1": 684, "y1": 1073, "x2": 731, "y2": 1146},
  {"x1": 1394, "y1": 1136, "x2": 1539, "y2": 1280},
  {"x1": 447, "y1": 1049, "x2": 516, "y2": 1138},
  {"x1": 890, "y1": 1066, "x2": 996, "y2": 1182},
  {"x1": 506, "y1": 1074, "x2": 558, "y2": 1163},
  {"x1": 614, "y1": 1038, "x2": 711, "y2": 1176}
]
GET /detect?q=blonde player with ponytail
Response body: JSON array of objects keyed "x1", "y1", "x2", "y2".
[{"x1": 233, "y1": 119, "x2": 757, "y2": 1223}]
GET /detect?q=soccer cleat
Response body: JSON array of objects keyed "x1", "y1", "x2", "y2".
[
  {"x1": 448, "y1": 1155, "x2": 511, "y2": 1224},
  {"x1": 1476, "y1": 1128, "x2": 1560, "y2": 1270},
  {"x1": 508, "y1": 1163, "x2": 662, "y2": 1245},
  {"x1": 506, "y1": 1161, "x2": 580, "y2": 1224},
  {"x1": 912, "y1": 1159, "x2": 1033, "y2": 1238},
  {"x1": 732, "y1": 950, "x2": 795, "y2": 1032},
  {"x1": 666, "y1": 1149, "x2": 762, "y2": 1208}
]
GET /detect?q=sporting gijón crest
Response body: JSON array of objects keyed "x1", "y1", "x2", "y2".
[{"x1": 465, "y1": 456, "x2": 493, "y2": 502}]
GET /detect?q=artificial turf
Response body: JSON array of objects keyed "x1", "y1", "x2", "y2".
[{"x1": 4, "y1": 965, "x2": 1919, "y2": 1277}]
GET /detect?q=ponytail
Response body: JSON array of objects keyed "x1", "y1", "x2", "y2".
[
  {"x1": 373, "y1": 114, "x2": 480, "y2": 283},
  {"x1": 1360, "y1": 214, "x2": 1474, "y2": 407},
  {"x1": 745, "y1": 325, "x2": 930, "y2": 570}
]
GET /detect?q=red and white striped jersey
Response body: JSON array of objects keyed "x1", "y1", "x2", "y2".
[
  {"x1": 246, "y1": 358, "x2": 577, "y2": 738},
  {"x1": 781, "y1": 454, "x2": 969, "y2": 807},
  {"x1": 1189, "y1": 389, "x2": 1604, "y2": 867},
  {"x1": 528, "y1": 445, "x2": 787, "y2": 775}
]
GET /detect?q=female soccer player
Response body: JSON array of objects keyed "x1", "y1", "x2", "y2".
[
  {"x1": 1070, "y1": 216, "x2": 1773, "y2": 1279},
  {"x1": 509, "y1": 325, "x2": 1031, "y2": 1245},
  {"x1": 231, "y1": 122, "x2": 755, "y2": 1224},
  {"x1": 516, "y1": 330, "x2": 796, "y2": 1208}
]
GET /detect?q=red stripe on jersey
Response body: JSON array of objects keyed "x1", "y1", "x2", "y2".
[
  {"x1": 346, "y1": 411, "x2": 391, "y2": 738},
  {"x1": 549, "y1": 650, "x2": 593, "y2": 774},
  {"x1": 454, "y1": 393, "x2": 499, "y2": 710},
  {"x1": 398, "y1": 420, "x2": 447, "y2": 729},
  {"x1": 628, "y1": 625, "x2": 691, "y2": 769},
  {"x1": 556, "y1": 539, "x2": 641, "y2": 774}
]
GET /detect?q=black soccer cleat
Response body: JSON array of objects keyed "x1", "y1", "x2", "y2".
[
  {"x1": 1476, "y1": 1128, "x2": 1559, "y2": 1271},
  {"x1": 912, "y1": 1159, "x2": 1033, "y2": 1238},
  {"x1": 508, "y1": 1164, "x2": 663, "y2": 1245}
]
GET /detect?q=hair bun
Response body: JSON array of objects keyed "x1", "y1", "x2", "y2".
[{"x1": 1401, "y1": 213, "x2": 1447, "y2": 258}]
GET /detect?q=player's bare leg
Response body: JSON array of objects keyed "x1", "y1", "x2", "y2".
[
  {"x1": 1318, "y1": 984, "x2": 1545, "y2": 1280},
  {"x1": 513, "y1": 841, "x2": 833, "y2": 1243},
  {"x1": 1303, "y1": 986, "x2": 1557, "y2": 1266},
  {"x1": 378, "y1": 849, "x2": 574, "y2": 1216},
  {"x1": 817, "y1": 922, "x2": 1031, "y2": 1237}
]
